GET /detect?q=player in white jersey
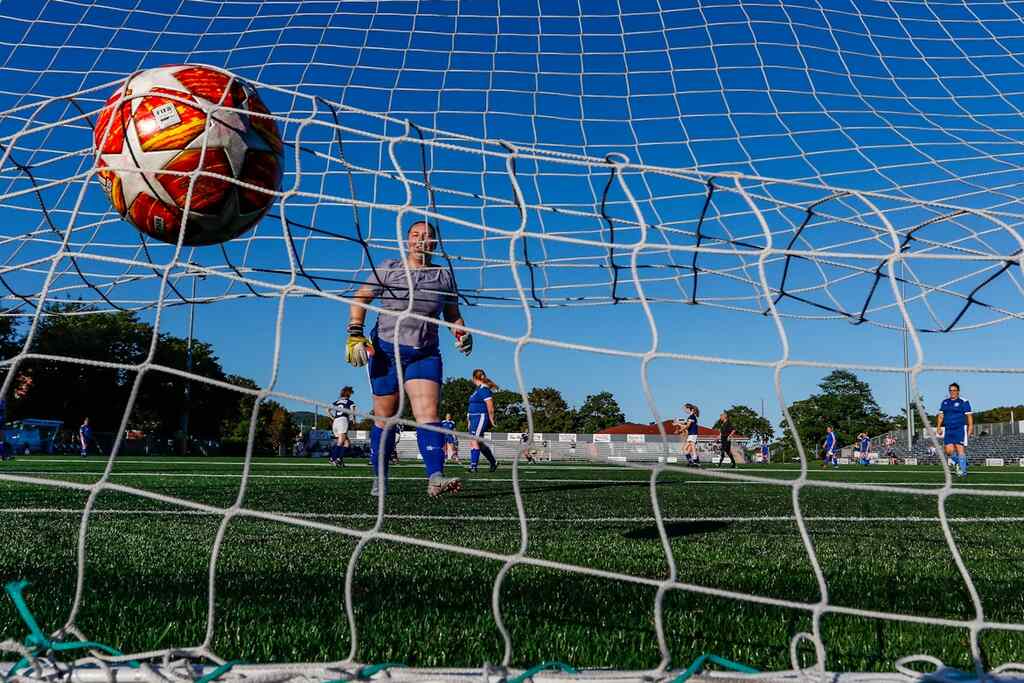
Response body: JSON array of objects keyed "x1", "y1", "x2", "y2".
[
  {"x1": 677, "y1": 403, "x2": 700, "y2": 467},
  {"x1": 329, "y1": 386, "x2": 356, "y2": 467},
  {"x1": 884, "y1": 434, "x2": 897, "y2": 464}
]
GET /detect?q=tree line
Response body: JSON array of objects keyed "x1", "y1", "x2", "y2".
[
  {"x1": 2, "y1": 310, "x2": 1013, "y2": 457},
  {"x1": 769, "y1": 369, "x2": 1022, "y2": 459},
  {"x1": 0, "y1": 305, "x2": 296, "y2": 455},
  {"x1": 0, "y1": 307, "x2": 633, "y2": 453}
]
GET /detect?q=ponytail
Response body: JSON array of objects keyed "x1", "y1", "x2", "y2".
[{"x1": 472, "y1": 368, "x2": 497, "y2": 390}]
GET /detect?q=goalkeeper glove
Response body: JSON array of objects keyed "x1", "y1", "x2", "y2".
[
  {"x1": 454, "y1": 329, "x2": 473, "y2": 356},
  {"x1": 346, "y1": 322, "x2": 373, "y2": 367}
]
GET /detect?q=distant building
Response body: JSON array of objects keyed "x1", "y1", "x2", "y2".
[{"x1": 597, "y1": 420, "x2": 747, "y2": 442}]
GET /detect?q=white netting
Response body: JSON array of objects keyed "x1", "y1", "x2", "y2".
[{"x1": 2, "y1": 1, "x2": 1024, "y2": 681}]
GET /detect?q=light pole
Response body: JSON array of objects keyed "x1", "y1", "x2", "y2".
[
  {"x1": 181, "y1": 271, "x2": 205, "y2": 456},
  {"x1": 900, "y1": 258, "x2": 914, "y2": 450}
]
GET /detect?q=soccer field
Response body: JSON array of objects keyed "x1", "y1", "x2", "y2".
[{"x1": 2, "y1": 456, "x2": 1023, "y2": 675}]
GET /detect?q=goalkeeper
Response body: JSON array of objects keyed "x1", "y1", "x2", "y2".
[{"x1": 345, "y1": 220, "x2": 471, "y2": 498}]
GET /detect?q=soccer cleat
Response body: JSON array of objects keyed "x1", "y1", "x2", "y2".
[
  {"x1": 489, "y1": 462, "x2": 498, "y2": 473},
  {"x1": 428, "y1": 475, "x2": 462, "y2": 497},
  {"x1": 467, "y1": 467, "x2": 477, "y2": 473}
]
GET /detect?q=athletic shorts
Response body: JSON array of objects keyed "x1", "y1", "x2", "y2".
[
  {"x1": 368, "y1": 336, "x2": 442, "y2": 396},
  {"x1": 468, "y1": 413, "x2": 491, "y2": 438},
  {"x1": 332, "y1": 417, "x2": 350, "y2": 438},
  {"x1": 686, "y1": 434, "x2": 698, "y2": 444},
  {"x1": 943, "y1": 425, "x2": 967, "y2": 446}
]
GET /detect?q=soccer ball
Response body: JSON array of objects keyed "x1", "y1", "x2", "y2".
[{"x1": 93, "y1": 64, "x2": 283, "y2": 246}]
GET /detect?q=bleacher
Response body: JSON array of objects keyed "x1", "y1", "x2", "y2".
[{"x1": 869, "y1": 429, "x2": 1024, "y2": 465}]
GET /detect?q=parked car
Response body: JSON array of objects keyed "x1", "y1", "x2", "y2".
[{"x1": 1, "y1": 419, "x2": 63, "y2": 455}]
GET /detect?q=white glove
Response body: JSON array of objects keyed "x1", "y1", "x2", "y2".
[{"x1": 454, "y1": 329, "x2": 473, "y2": 356}]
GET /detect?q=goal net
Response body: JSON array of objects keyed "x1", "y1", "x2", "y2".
[{"x1": 2, "y1": 1, "x2": 1024, "y2": 681}]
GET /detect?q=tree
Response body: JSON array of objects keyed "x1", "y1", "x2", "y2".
[
  {"x1": 137, "y1": 334, "x2": 229, "y2": 442},
  {"x1": 526, "y1": 386, "x2": 574, "y2": 433},
  {"x1": 0, "y1": 311, "x2": 21, "y2": 360},
  {"x1": 439, "y1": 376, "x2": 530, "y2": 433},
  {"x1": 778, "y1": 370, "x2": 894, "y2": 459},
  {"x1": 6, "y1": 305, "x2": 236, "y2": 448},
  {"x1": 0, "y1": 311, "x2": 24, "y2": 413},
  {"x1": 714, "y1": 404, "x2": 773, "y2": 442},
  {"x1": 574, "y1": 391, "x2": 624, "y2": 433},
  {"x1": 219, "y1": 375, "x2": 296, "y2": 455},
  {"x1": 492, "y1": 389, "x2": 526, "y2": 432},
  {"x1": 12, "y1": 305, "x2": 150, "y2": 430},
  {"x1": 972, "y1": 404, "x2": 1024, "y2": 424},
  {"x1": 265, "y1": 403, "x2": 297, "y2": 455},
  {"x1": 291, "y1": 410, "x2": 333, "y2": 432},
  {"x1": 439, "y1": 376, "x2": 476, "y2": 429}
]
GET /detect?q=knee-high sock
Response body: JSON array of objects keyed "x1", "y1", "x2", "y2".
[
  {"x1": 370, "y1": 426, "x2": 396, "y2": 479},
  {"x1": 417, "y1": 423, "x2": 446, "y2": 478},
  {"x1": 470, "y1": 448, "x2": 480, "y2": 468},
  {"x1": 330, "y1": 444, "x2": 340, "y2": 461},
  {"x1": 479, "y1": 441, "x2": 496, "y2": 466}
]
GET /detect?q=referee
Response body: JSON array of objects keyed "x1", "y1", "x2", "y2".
[{"x1": 717, "y1": 411, "x2": 737, "y2": 468}]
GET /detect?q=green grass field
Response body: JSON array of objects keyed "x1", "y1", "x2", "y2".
[{"x1": 2, "y1": 455, "x2": 1024, "y2": 674}]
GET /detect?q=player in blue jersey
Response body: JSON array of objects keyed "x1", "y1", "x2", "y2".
[
  {"x1": 328, "y1": 386, "x2": 356, "y2": 467},
  {"x1": 467, "y1": 369, "x2": 498, "y2": 473},
  {"x1": 79, "y1": 417, "x2": 93, "y2": 458},
  {"x1": 760, "y1": 439, "x2": 770, "y2": 464},
  {"x1": 936, "y1": 382, "x2": 973, "y2": 477},
  {"x1": 441, "y1": 412, "x2": 459, "y2": 463},
  {"x1": 346, "y1": 221, "x2": 471, "y2": 497},
  {"x1": 857, "y1": 432, "x2": 871, "y2": 466},
  {"x1": 822, "y1": 426, "x2": 837, "y2": 468}
]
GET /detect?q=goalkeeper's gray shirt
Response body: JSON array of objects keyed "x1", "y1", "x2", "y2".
[{"x1": 367, "y1": 259, "x2": 458, "y2": 349}]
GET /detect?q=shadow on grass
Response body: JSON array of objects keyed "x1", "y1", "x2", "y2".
[
  {"x1": 623, "y1": 520, "x2": 732, "y2": 540},
  {"x1": 457, "y1": 479, "x2": 684, "y2": 500}
]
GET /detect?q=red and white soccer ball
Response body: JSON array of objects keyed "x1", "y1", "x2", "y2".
[{"x1": 93, "y1": 64, "x2": 283, "y2": 246}]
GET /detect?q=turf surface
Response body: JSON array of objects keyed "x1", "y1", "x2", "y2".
[{"x1": 2, "y1": 455, "x2": 1024, "y2": 673}]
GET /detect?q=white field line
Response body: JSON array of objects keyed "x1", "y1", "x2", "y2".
[
  {"x1": 2, "y1": 470, "x2": 1024, "y2": 487},
  {"x1": 1, "y1": 508, "x2": 1023, "y2": 524}
]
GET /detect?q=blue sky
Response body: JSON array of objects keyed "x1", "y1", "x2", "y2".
[{"x1": 1, "y1": 0, "x2": 1024, "y2": 434}]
